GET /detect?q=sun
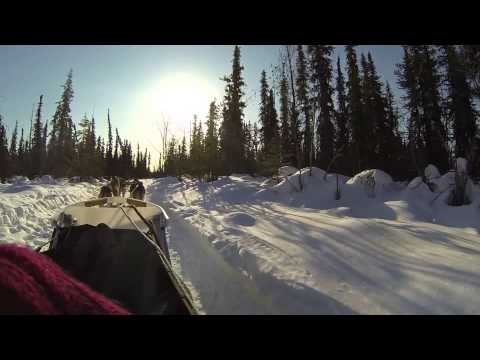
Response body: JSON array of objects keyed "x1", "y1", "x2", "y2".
[{"x1": 138, "y1": 73, "x2": 220, "y2": 135}]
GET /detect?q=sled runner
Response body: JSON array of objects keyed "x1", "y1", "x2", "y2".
[{"x1": 38, "y1": 196, "x2": 198, "y2": 315}]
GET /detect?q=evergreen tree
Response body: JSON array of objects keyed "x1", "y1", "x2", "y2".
[
  {"x1": 220, "y1": 46, "x2": 246, "y2": 174},
  {"x1": 42, "y1": 122, "x2": 48, "y2": 171},
  {"x1": 384, "y1": 82, "x2": 407, "y2": 178},
  {"x1": 107, "y1": 109, "x2": 113, "y2": 176},
  {"x1": 259, "y1": 70, "x2": 270, "y2": 151},
  {"x1": 334, "y1": 57, "x2": 349, "y2": 174},
  {"x1": 244, "y1": 121, "x2": 257, "y2": 175},
  {"x1": 252, "y1": 122, "x2": 259, "y2": 156},
  {"x1": 204, "y1": 100, "x2": 220, "y2": 181},
  {"x1": 365, "y1": 52, "x2": 394, "y2": 171},
  {"x1": 18, "y1": 128, "x2": 25, "y2": 175},
  {"x1": 461, "y1": 45, "x2": 480, "y2": 99},
  {"x1": 308, "y1": 45, "x2": 335, "y2": 169},
  {"x1": 345, "y1": 45, "x2": 364, "y2": 174},
  {"x1": 9, "y1": 121, "x2": 18, "y2": 158},
  {"x1": 440, "y1": 45, "x2": 478, "y2": 174},
  {"x1": 279, "y1": 68, "x2": 293, "y2": 165},
  {"x1": 31, "y1": 95, "x2": 45, "y2": 176},
  {"x1": 165, "y1": 136, "x2": 177, "y2": 176},
  {"x1": 284, "y1": 46, "x2": 301, "y2": 170},
  {"x1": 296, "y1": 45, "x2": 312, "y2": 168},
  {"x1": 179, "y1": 135, "x2": 188, "y2": 177},
  {"x1": 49, "y1": 70, "x2": 74, "y2": 177},
  {"x1": 0, "y1": 115, "x2": 10, "y2": 182},
  {"x1": 396, "y1": 46, "x2": 449, "y2": 176},
  {"x1": 9, "y1": 121, "x2": 18, "y2": 175},
  {"x1": 114, "y1": 128, "x2": 120, "y2": 176}
]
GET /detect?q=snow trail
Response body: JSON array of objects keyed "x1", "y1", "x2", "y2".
[
  {"x1": 145, "y1": 178, "x2": 357, "y2": 314},
  {"x1": 147, "y1": 174, "x2": 480, "y2": 314}
]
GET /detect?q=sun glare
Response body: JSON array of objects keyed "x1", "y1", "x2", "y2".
[{"x1": 139, "y1": 73, "x2": 220, "y2": 135}]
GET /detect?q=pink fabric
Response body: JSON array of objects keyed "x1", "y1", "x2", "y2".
[{"x1": 0, "y1": 244, "x2": 130, "y2": 315}]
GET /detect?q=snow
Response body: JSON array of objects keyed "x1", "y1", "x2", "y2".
[
  {"x1": 2, "y1": 170, "x2": 480, "y2": 314},
  {"x1": 0, "y1": 179, "x2": 99, "y2": 247},
  {"x1": 346, "y1": 169, "x2": 393, "y2": 187},
  {"x1": 408, "y1": 176, "x2": 424, "y2": 189},
  {"x1": 425, "y1": 164, "x2": 441, "y2": 181},
  {"x1": 278, "y1": 166, "x2": 298, "y2": 177},
  {"x1": 149, "y1": 171, "x2": 480, "y2": 314},
  {"x1": 429, "y1": 171, "x2": 456, "y2": 193}
]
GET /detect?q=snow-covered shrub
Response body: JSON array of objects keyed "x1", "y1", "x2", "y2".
[
  {"x1": 278, "y1": 166, "x2": 298, "y2": 177},
  {"x1": 272, "y1": 167, "x2": 326, "y2": 193},
  {"x1": 407, "y1": 176, "x2": 424, "y2": 190},
  {"x1": 33, "y1": 175, "x2": 56, "y2": 185},
  {"x1": 346, "y1": 169, "x2": 393, "y2": 198},
  {"x1": 9, "y1": 176, "x2": 30, "y2": 185},
  {"x1": 260, "y1": 177, "x2": 281, "y2": 188},
  {"x1": 429, "y1": 171, "x2": 455, "y2": 193},
  {"x1": 424, "y1": 164, "x2": 441, "y2": 181},
  {"x1": 302, "y1": 167, "x2": 326, "y2": 179}
]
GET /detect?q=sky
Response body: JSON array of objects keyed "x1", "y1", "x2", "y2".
[{"x1": 0, "y1": 45, "x2": 404, "y2": 164}]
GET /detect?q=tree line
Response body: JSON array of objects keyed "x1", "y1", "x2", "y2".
[
  {"x1": 162, "y1": 45, "x2": 480, "y2": 183},
  {"x1": 1, "y1": 45, "x2": 479, "y2": 184},
  {"x1": 0, "y1": 70, "x2": 152, "y2": 182}
]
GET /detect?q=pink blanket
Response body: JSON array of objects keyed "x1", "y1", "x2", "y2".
[{"x1": 0, "y1": 244, "x2": 130, "y2": 315}]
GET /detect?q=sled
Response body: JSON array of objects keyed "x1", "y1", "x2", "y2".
[{"x1": 38, "y1": 196, "x2": 198, "y2": 315}]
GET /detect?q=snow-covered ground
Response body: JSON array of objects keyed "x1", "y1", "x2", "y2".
[
  {"x1": 0, "y1": 176, "x2": 99, "y2": 248},
  {"x1": 150, "y1": 169, "x2": 480, "y2": 314},
  {"x1": 2, "y1": 169, "x2": 480, "y2": 314}
]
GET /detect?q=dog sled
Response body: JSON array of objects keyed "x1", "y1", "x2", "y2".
[{"x1": 37, "y1": 196, "x2": 198, "y2": 315}]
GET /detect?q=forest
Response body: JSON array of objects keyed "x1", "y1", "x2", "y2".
[{"x1": 1, "y1": 45, "x2": 480, "y2": 188}]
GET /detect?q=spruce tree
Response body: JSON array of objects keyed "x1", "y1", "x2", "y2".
[
  {"x1": 461, "y1": 45, "x2": 480, "y2": 99},
  {"x1": 440, "y1": 45, "x2": 477, "y2": 170},
  {"x1": 279, "y1": 68, "x2": 293, "y2": 165},
  {"x1": 259, "y1": 70, "x2": 270, "y2": 151},
  {"x1": 31, "y1": 95, "x2": 45, "y2": 177},
  {"x1": 18, "y1": 128, "x2": 25, "y2": 175},
  {"x1": 345, "y1": 45, "x2": 364, "y2": 174},
  {"x1": 308, "y1": 45, "x2": 335, "y2": 170},
  {"x1": 9, "y1": 121, "x2": 18, "y2": 158},
  {"x1": 0, "y1": 115, "x2": 10, "y2": 182},
  {"x1": 334, "y1": 57, "x2": 349, "y2": 174},
  {"x1": 220, "y1": 46, "x2": 246, "y2": 175},
  {"x1": 296, "y1": 45, "x2": 312, "y2": 168},
  {"x1": 49, "y1": 70, "x2": 74, "y2": 177},
  {"x1": 205, "y1": 100, "x2": 219, "y2": 181},
  {"x1": 9, "y1": 121, "x2": 18, "y2": 175},
  {"x1": 396, "y1": 46, "x2": 450, "y2": 177},
  {"x1": 107, "y1": 109, "x2": 113, "y2": 177}
]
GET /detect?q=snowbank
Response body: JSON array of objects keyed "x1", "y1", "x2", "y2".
[
  {"x1": 272, "y1": 167, "x2": 326, "y2": 194},
  {"x1": 347, "y1": 169, "x2": 393, "y2": 187},
  {"x1": 9, "y1": 176, "x2": 30, "y2": 185},
  {"x1": 279, "y1": 166, "x2": 298, "y2": 177},
  {"x1": 425, "y1": 164, "x2": 441, "y2": 181},
  {"x1": 31, "y1": 175, "x2": 57, "y2": 185},
  {"x1": 408, "y1": 176, "x2": 424, "y2": 190},
  {"x1": 0, "y1": 181, "x2": 99, "y2": 247},
  {"x1": 429, "y1": 171, "x2": 455, "y2": 193},
  {"x1": 346, "y1": 169, "x2": 393, "y2": 197},
  {"x1": 149, "y1": 173, "x2": 480, "y2": 314}
]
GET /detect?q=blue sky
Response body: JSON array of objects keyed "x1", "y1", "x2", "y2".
[{"x1": 0, "y1": 45, "x2": 403, "y2": 160}]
